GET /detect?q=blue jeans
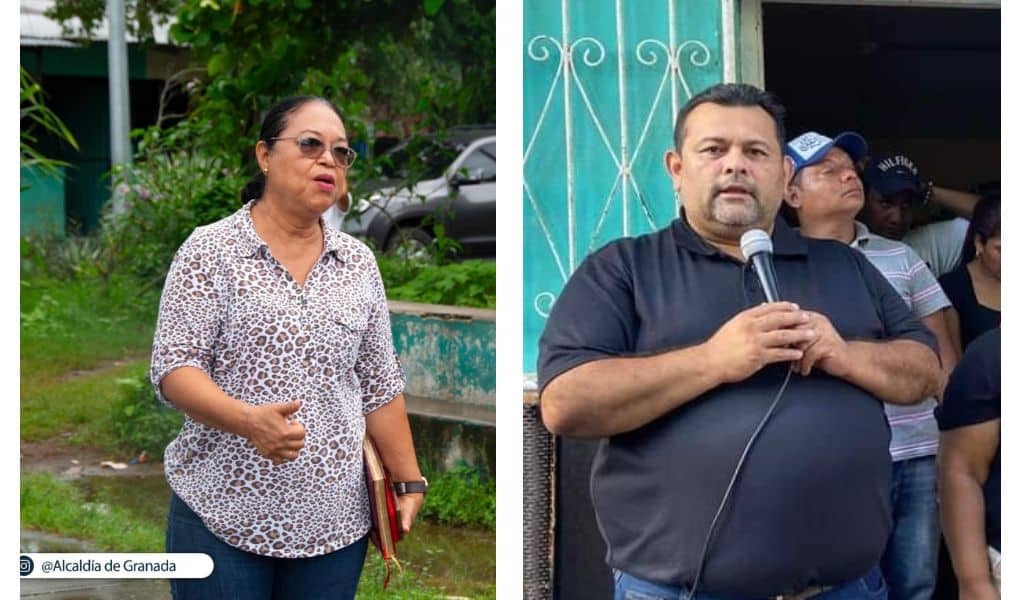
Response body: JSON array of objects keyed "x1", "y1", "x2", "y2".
[
  {"x1": 166, "y1": 492, "x2": 369, "y2": 600},
  {"x1": 613, "y1": 567, "x2": 887, "y2": 600},
  {"x1": 880, "y1": 456, "x2": 939, "y2": 600}
]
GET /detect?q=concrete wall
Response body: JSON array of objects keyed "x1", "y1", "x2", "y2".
[{"x1": 389, "y1": 300, "x2": 496, "y2": 409}]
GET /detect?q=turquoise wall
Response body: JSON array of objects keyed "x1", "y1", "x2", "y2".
[
  {"x1": 390, "y1": 304, "x2": 496, "y2": 407},
  {"x1": 523, "y1": 0, "x2": 727, "y2": 376},
  {"x1": 21, "y1": 165, "x2": 66, "y2": 237}
]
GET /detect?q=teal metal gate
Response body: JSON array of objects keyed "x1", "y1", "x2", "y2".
[{"x1": 523, "y1": 1, "x2": 729, "y2": 376}]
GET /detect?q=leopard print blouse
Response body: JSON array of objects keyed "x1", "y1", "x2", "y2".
[{"x1": 150, "y1": 200, "x2": 404, "y2": 558}]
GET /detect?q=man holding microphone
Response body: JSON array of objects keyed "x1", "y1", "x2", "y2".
[{"x1": 538, "y1": 83, "x2": 942, "y2": 599}]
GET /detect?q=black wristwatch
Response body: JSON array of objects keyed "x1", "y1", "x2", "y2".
[{"x1": 392, "y1": 477, "x2": 429, "y2": 496}]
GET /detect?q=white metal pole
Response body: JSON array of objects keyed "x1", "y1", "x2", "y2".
[{"x1": 107, "y1": 0, "x2": 132, "y2": 213}]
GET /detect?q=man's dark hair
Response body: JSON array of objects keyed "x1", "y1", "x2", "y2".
[{"x1": 673, "y1": 83, "x2": 787, "y2": 151}]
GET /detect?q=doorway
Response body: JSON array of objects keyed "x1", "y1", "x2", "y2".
[{"x1": 762, "y1": 2, "x2": 999, "y2": 191}]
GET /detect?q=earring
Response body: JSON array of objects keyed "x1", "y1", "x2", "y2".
[{"x1": 263, "y1": 168, "x2": 269, "y2": 175}]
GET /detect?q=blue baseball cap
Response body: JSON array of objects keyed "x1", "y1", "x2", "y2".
[
  {"x1": 861, "y1": 152, "x2": 922, "y2": 199},
  {"x1": 785, "y1": 131, "x2": 868, "y2": 174}
]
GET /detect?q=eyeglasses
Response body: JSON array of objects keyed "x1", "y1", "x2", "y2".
[{"x1": 269, "y1": 136, "x2": 358, "y2": 168}]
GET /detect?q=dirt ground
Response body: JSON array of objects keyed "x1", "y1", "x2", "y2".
[{"x1": 20, "y1": 439, "x2": 165, "y2": 478}]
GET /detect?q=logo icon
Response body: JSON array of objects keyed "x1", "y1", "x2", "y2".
[{"x1": 20, "y1": 555, "x2": 33, "y2": 576}]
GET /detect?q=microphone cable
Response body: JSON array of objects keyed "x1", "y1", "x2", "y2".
[
  {"x1": 684, "y1": 366, "x2": 794, "y2": 600},
  {"x1": 684, "y1": 261, "x2": 795, "y2": 600}
]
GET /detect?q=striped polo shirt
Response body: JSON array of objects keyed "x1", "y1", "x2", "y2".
[{"x1": 852, "y1": 221, "x2": 951, "y2": 462}]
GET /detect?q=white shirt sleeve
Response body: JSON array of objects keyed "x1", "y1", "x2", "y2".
[{"x1": 903, "y1": 218, "x2": 969, "y2": 278}]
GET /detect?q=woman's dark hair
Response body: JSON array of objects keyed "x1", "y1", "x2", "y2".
[
  {"x1": 960, "y1": 191, "x2": 1000, "y2": 265},
  {"x1": 240, "y1": 95, "x2": 345, "y2": 203}
]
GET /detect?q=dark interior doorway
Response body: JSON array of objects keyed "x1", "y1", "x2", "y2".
[{"x1": 763, "y1": 3, "x2": 999, "y2": 192}]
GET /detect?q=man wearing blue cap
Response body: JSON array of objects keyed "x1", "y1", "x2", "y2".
[
  {"x1": 538, "y1": 83, "x2": 943, "y2": 600},
  {"x1": 860, "y1": 152, "x2": 979, "y2": 278},
  {"x1": 784, "y1": 131, "x2": 959, "y2": 600}
]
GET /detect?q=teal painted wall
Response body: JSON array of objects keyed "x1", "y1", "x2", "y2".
[
  {"x1": 523, "y1": 0, "x2": 727, "y2": 376},
  {"x1": 22, "y1": 45, "x2": 148, "y2": 79},
  {"x1": 390, "y1": 309, "x2": 496, "y2": 407},
  {"x1": 21, "y1": 45, "x2": 160, "y2": 233},
  {"x1": 21, "y1": 165, "x2": 66, "y2": 237}
]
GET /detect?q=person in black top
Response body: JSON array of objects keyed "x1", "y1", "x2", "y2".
[
  {"x1": 935, "y1": 328, "x2": 1000, "y2": 599},
  {"x1": 938, "y1": 194, "x2": 1000, "y2": 351},
  {"x1": 537, "y1": 83, "x2": 943, "y2": 600}
]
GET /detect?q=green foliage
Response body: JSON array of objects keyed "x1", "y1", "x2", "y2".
[
  {"x1": 168, "y1": 0, "x2": 495, "y2": 157},
  {"x1": 111, "y1": 372, "x2": 184, "y2": 457},
  {"x1": 46, "y1": 0, "x2": 181, "y2": 43},
  {"x1": 103, "y1": 121, "x2": 246, "y2": 282},
  {"x1": 20, "y1": 67, "x2": 79, "y2": 184},
  {"x1": 418, "y1": 463, "x2": 495, "y2": 530},
  {"x1": 383, "y1": 259, "x2": 496, "y2": 309},
  {"x1": 21, "y1": 472, "x2": 167, "y2": 552}
]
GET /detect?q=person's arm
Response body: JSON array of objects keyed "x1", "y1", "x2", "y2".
[
  {"x1": 903, "y1": 245, "x2": 960, "y2": 387},
  {"x1": 920, "y1": 310, "x2": 958, "y2": 395},
  {"x1": 357, "y1": 255, "x2": 424, "y2": 532},
  {"x1": 795, "y1": 249, "x2": 942, "y2": 404},
  {"x1": 939, "y1": 420, "x2": 1000, "y2": 600},
  {"x1": 366, "y1": 394, "x2": 424, "y2": 534},
  {"x1": 794, "y1": 316, "x2": 940, "y2": 405},
  {"x1": 150, "y1": 234, "x2": 304, "y2": 464},
  {"x1": 541, "y1": 302, "x2": 813, "y2": 438},
  {"x1": 943, "y1": 306, "x2": 963, "y2": 357},
  {"x1": 161, "y1": 367, "x2": 306, "y2": 465},
  {"x1": 931, "y1": 185, "x2": 980, "y2": 219}
]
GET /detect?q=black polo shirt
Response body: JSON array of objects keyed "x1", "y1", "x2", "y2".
[{"x1": 538, "y1": 216, "x2": 937, "y2": 597}]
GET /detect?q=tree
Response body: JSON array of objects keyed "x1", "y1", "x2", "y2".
[
  {"x1": 46, "y1": 0, "x2": 181, "y2": 43},
  {"x1": 47, "y1": 0, "x2": 496, "y2": 158}
]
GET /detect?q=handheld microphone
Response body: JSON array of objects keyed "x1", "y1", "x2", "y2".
[{"x1": 740, "y1": 229, "x2": 780, "y2": 303}]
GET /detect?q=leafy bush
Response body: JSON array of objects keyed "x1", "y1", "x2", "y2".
[
  {"x1": 111, "y1": 373, "x2": 183, "y2": 457},
  {"x1": 419, "y1": 463, "x2": 495, "y2": 529},
  {"x1": 102, "y1": 122, "x2": 246, "y2": 284},
  {"x1": 382, "y1": 258, "x2": 495, "y2": 309},
  {"x1": 20, "y1": 234, "x2": 115, "y2": 282}
]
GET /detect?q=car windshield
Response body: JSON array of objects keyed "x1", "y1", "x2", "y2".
[{"x1": 378, "y1": 137, "x2": 463, "y2": 181}]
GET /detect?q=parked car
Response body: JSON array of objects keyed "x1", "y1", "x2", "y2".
[{"x1": 325, "y1": 126, "x2": 496, "y2": 258}]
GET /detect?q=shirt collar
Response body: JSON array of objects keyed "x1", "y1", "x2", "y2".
[
  {"x1": 230, "y1": 199, "x2": 347, "y2": 263},
  {"x1": 851, "y1": 220, "x2": 872, "y2": 248},
  {"x1": 672, "y1": 212, "x2": 808, "y2": 257}
]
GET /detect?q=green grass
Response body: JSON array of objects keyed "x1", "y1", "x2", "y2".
[
  {"x1": 21, "y1": 358, "x2": 150, "y2": 447},
  {"x1": 21, "y1": 472, "x2": 166, "y2": 552},
  {"x1": 20, "y1": 274, "x2": 157, "y2": 380},
  {"x1": 21, "y1": 273, "x2": 157, "y2": 449}
]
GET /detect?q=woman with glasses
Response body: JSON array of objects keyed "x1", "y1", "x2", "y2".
[{"x1": 151, "y1": 95, "x2": 425, "y2": 599}]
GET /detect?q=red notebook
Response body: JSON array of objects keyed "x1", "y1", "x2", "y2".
[{"x1": 363, "y1": 436, "x2": 403, "y2": 588}]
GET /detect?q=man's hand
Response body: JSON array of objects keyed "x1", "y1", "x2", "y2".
[
  {"x1": 247, "y1": 400, "x2": 307, "y2": 465},
  {"x1": 396, "y1": 493, "x2": 425, "y2": 535},
  {"x1": 792, "y1": 311, "x2": 851, "y2": 377},
  {"x1": 704, "y1": 302, "x2": 815, "y2": 384}
]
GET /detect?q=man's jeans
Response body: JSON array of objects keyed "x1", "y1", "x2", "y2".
[
  {"x1": 880, "y1": 456, "x2": 940, "y2": 600},
  {"x1": 613, "y1": 567, "x2": 887, "y2": 600}
]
